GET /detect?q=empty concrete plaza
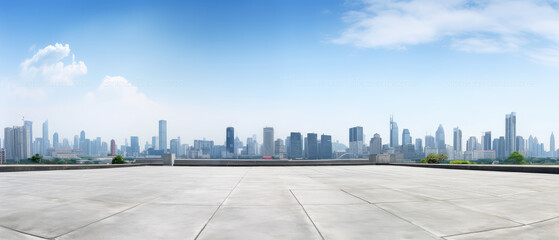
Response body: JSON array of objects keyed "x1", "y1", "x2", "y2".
[{"x1": 0, "y1": 165, "x2": 558, "y2": 239}]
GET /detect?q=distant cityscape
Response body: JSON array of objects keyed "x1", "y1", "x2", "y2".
[{"x1": 1, "y1": 112, "x2": 555, "y2": 163}]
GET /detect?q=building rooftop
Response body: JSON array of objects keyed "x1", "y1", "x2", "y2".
[{"x1": 0, "y1": 165, "x2": 558, "y2": 239}]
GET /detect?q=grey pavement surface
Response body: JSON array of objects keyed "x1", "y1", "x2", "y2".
[{"x1": 0, "y1": 165, "x2": 558, "y2": 239}]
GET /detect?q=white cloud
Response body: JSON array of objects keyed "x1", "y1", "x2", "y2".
[
  {"x1": 21, "y1": 43, "x2": 87, "y2": 85},
  {"x1": 334, "y1": 0, "x2": 559, "y2": 61},
  {"x1": 527, "y1": 47, "x2": 559, "y2": 67},
  {"x1": 0, "y1": 81, "x2": 46, "y2": 101},
  {"x1": 88, "y1": 76, "x2": 153, "y2": 107}
]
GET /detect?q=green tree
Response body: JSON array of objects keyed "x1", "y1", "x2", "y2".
[
  {"x1": 28, "y1": 154, "x2": 43, "y2": 163},
  {"x1": 112, "y1": 155, "x2": 125, "y2": 164},
  {"x1": 507, "y1": 151, "x2": 526, "y2": 164},
  {"x1": 420, "y1": 153, "x2": 448, "y2": 164}
]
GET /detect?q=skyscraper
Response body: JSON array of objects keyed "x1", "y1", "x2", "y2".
[
  {"x1": 466, "y1": 136, "x2": 478, "y2": 151},
  {"x1": 152, "y1": 136, "x2": 158, "y2": 150},
  {"x1": 262, "y1": 127, "x2": 274, "y2": 157},
  {"x1": 53, "y1": 132, "x2": 59, "y2": 148},
  {"x1": 226, "y1": 127, "x2": 235, "y2": 155},
  {"x1": 42, "y1": 120, "x2": 49, "y2": 154},
  {"x1": 453, "y1": 127, "x2": 462, "y2": 152},
  {"x1": 425, "y1": 135, "x2": 435, "y2": 148},
  {"x1": 550, "y1": 133, "x2": 556, "y2": 157},
  {"x1": 73, "y1": 135, "x2": 79, "y2": 150},
  {"x1": 505, "y1": 112, "x2": 516, "y2": 156},
  {"x1": 319, "y1": 134, "x2": 332, "y2": 159},
  {"x1": 435, "y1": 124, "x2": 445, "y2": 150},
  {"x1": 4, "y1": 125, "x2": 30, "y2": 162},
  {"x1": 402, "y1": 129, "x2": 412, "y2": 146},
  {"x1": 159, "y1": 120, "x2": 167, "y2": 152},
  {"x1": 415, "y1": 138, "x2": 423, "y2": 153},
  {"x1": 289, "y1": 132, "x2": 303, "y2": 159},
  {"x1": 24, "y1": 120, "x2": 33, "y2": 154},
  {"x1": 110, "y1": 139, "x2": 116, "y2": 156},
  {"x1": 349, "y1": 126, "x2": 364, "y2": 155},
  {"x1": 370, "y1": 133, "x2": 382, "y2": 154},
  {"x1": 390, "y1": 116, "x2": 399, "y2": 147},
  {"x1": 483, "y1": 131, "x2": 492, "y2": 150},
  {"x1": 130, "y1": 136, "x2": 140, "y2": 156},
  {"x1": 306, "y1": 133, "x2": 318, "y2": 159},
  {"x1": 274, "y1": 139, "x2": 286, "y2": 158},
  {"x1": 516, "y1": 136, "x2": 525, "y2": 154}
]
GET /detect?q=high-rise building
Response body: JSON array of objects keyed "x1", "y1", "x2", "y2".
[
  {"x1": 505, "y1": 112, "x2": 516, "y2": 156},
  {"x1": 274, "y1": 139, "x2": 286, "y2": 158},
  {"x1": 425, "y1": 135, "x2": 435, "y2": 148},
  {"x1": 415, "y1": 138, "x2": 423, "y2": 153},
  {"x1": 349, "y1": 126, "x2": 364, "y2": 155},
  {"x1": 466, "y1": 136, "x2": 478, "y2": 151},
  {"x1": 515, "y1": 136, "x2": 525, "y2": 154},
  {"x1": 80, "y1": 130, "x2": 86, "y2": 141},
  {"x1": 73, "y1": 135, "x2": 79, "y2": 150},
  {"x1": 24, "y1": 120, "x2": 33, "y2": 154},
  {"x1": 4, "y1": 125, "x2": 31, "y2": 162},
  {"x1": 53, "y1": 132, "x2": 59, "y2": 148},
  {"x1": 226, "y1": 127, "x2": 235, "y2": 155},
  {"x1": 306, "y1": 133, "x2": 318, "y2": 159},
  {"x1": 262, "y1": 127, "x2": 274, "y2": 157},
  {"x1": 289, "y1": 132, "x2": 303, "y2": 159},
  {"x1": 42, "y1": 120, "x2": 49, "y2": 154},
  {"x1": 453, "y1": 127, "x2": 462, "y2": 152},
  {"x1": 494, "y1": 136, "x2": 506, "y2": 160},
  {"x1": 483, "y1": 131, "x2": 492, "y2": 150},
  {"x1": 0, "y1": 148, "x2": 5, "y2": 164},
  {"x1": 159, "y1": 120, "x2": 167, "y2": 152},
  {"x1": 319, "y1": 134, "x2": 332, "y2": 159},
  {"x1": 110, "y1": 139, "x2": 116, "y2": 156},
  {"x1": 370, "y1": 133, "x2": 382, "y2": 154},
  {"x1": 152, "y1": 136, "x2": 158, "y2": 150},
  {"x1": 130, "y1": 136, "x2": 140, "y2": 156},
  {"x1": 402, "y1": 129, "x2": 412, "y2": 146},
  {"x1": 550, "y1": 132, "x2": 555, "y2": 158},
  {"x1": 390, "y1": 116, "x2": 399, "y2": 147},
  {"x1": 435, "y1": 124, "x2": 445, "y2": 150}
]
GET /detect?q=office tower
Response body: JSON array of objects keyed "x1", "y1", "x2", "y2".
[
  {"x1": 226, "y1": 127, "x2": 235, "y2": 155},
  {"x1": 24, "y1": 120, "x2": 33, "y2": 154},
  {"x1": 319, "y1": 134, "x2": 332, "y2": 159},
  {"x1": 79, "y1": 130, "x2": 86, "y2": 150},
  {"x1": 505, "y1": 112, "x2": 516, "y2": 156},
  {"x1": 274, "y1": 139, "x2": 286, "y2": 158},
  {"x1": 494, "y1": 137, "x2": 506, "y2": 160},
  {"x1": 62, "y1": 138, "x2": 69, "y2": 148},
  {"x1": 390, "y1": 116, "x2": 399, "y2": 147},
  {"x1": 306, "y1": 133, "x2": 318, "y2": 159},
  {"x1": 110, "y1": 139, "x2": 116, "y2": 156},
  {"x1": 73, "y1": 135, "x2": 79, "y2": 150},
  {"x1": 159, "y1": 120, "x2": 167, "y2": 152},
  {"x1": 425, "y1": 135, "x2": 435, "y2": 148},
  {"x1": 80, "y1": 130, "x2": 85, "y2": 141},
  {"x1": 483, "y1": 131, "x2": 492, "y2": 150},
  {"x1": 0, "y1": 148, "x2": 5, "y2": 164},
  {"x1": 402, "y1": 129, "x2": 412, "y2": 146},
  {"x1": 152, "y1": 136, "x2": 158, "y2": 150},
  {"x1": 262, "y1": 127, "x2": 274, "y2": 157},
  {"x1": 349, "y1": 126, "x2": 364, "y2": 155},
  {"x1": 53, "y1": 132, "x2": 59, "y2": 148},
  {"x1": 42, "y1": 120, "x2": 49, "y2": 154},
  {"x1": 551, "y1": 133, "x2": 555, "y2": 158},
  {"x1": 415, "y1": 138, "x2": 423, "y2": 153},
  {"x1": 286, "y1": 136, "x2": 291, "y2": 158},
  {"x1": 130, "y1": 136, "x2": 139, "y2": 156},
  {"x1": 170, "y1": 139, "x2": 179, "y2": 156},
  {"x1": 453, "y1": 127, "x2": 462, "y2": 152},
  {"x1": 515, "y1": 136, "x2": 525, "y2": 154},
  {"x1": 234, "y1": 137, "x2": 242, "y2": 155},
  {"x1": 289, "y1": 132, "x2": 303, "y2": 159},
  {"x1": 436, "y1": 124, "x2": 445, "y2": 150},
  {"x1": 177, "y1": 137, "x2": 181, "y2": 157},
  {"x1": 246, "y1": 137, "x2": 257, "y2": 156},
  {"x1": 370, "y1": 133, "x2": 382, "y2": 154},
  {"x1": 4, "y1": 125, "x2": 31, "y2": 162},
  {"x1": 466, "y1": 136, "x2": 478, "y2": 151}
]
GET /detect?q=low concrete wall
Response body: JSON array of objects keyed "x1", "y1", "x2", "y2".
[
  {"x1": 392, "y1": 163, "x2": 559, "y2": 174},
  {"x1": 135, "y1": 158, "x2": 377, "y2": 166},
  {"x1": 0, "y1": 163, "x2": 148, "y2": 172}
]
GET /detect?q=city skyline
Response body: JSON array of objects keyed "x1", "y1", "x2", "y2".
[{"x1": 2, "y1": 1, "x2": 559, "y2": 147}]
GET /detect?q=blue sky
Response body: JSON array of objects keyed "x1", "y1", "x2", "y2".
[{"x1": 2, "y1": 0, "x2": 559, "y2": 148}]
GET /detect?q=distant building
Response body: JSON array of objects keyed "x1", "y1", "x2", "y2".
[
  {"x1": 415, "y1": 138, "x2": 423, "y2": 156},
  {"x1": 159, "y1": 120, "x2": 167, "y2": 152},
  {"x1": 110, "y1": 139, "x2": 116, "y2": 156},
  {"x1": 483, "y1": 131, "x2": 492, "y2": 150},
  {"x1": 425, "y1": 135, "x2": 435, "y2": 149},
  {"x1": 319, "y1": 134, "x2": 332, "y2": 159},
  {"x1": 0, "y1": 148, "x2": 5, "y2": 164},
  {"x1": 494, "y1": 136, "x2": 506, "y2": 160},
  {"x1": 370, "y1": 133, "x2": 382, "y2": 154},
  {"x1": 42, "y1": 120, "x2": 49, "y2": 155},
  {"x1": 402, "y1": 129, "x2": 412, "y2": 146},
  {"x1": 390, "y1": 116, "x2": 399, "y2": 147},
  {"x1": 289, "y1": 132, "x2": 303, "y2": 159},
  {"x1": 453, "y1": 127, "x2": 462, "y2": 152},
  {"x1": 550, "y1": 133, "x2": 555, "y2": 158},
  {"x1": 24, "y1": 121, "x2": 33, "y2": 154},
  {"x1": 152, "y1": 136, "x2": 158, "y2": 150},
  {"x1": 349, "y1": 126, "x2": 364, "y2": 156},
  {"x1": 226, "y1": 127, "x2": 235, "y2": 156},
  {"x1": 466, "y1": 136, "x2": 478, "y2": 151},
  {"x1": 436, "y1": 124, "x2": 445, "y2": 151},
  {"x1": 515, "y1": 136, "x2": 525, "y2": 155},
  {"x1": 274, "y1": 139, "x2": 286, "y2": 158},
  {"x1": 505, "y1": 112, "x2": 516, "y2": 156},
  {"x1": 262, "y1": 127, "x2": 274, "y2": 157},
  {"x1": 4, "y1": 125, "x2": 31, "y2": 162},
  {"x1": 53, "y1": 132, "x2": 59, "y2": 148},
  {"x1": 306, "y1": 133, "x2": 318, "y2": 159}
]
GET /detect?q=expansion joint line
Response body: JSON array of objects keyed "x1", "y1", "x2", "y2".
[{"x1": 289, "y1": 189, "x2": 325, "y2": 240}]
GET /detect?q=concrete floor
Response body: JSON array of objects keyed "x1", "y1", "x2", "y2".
[{"x1": 0, "y1": 166, "x2": 558, "y2": 240}]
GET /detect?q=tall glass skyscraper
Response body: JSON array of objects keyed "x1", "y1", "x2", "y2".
[
  {"x1": 390, "y1": 116, "x2": 399, "y2": 148},
  {"x1": 159, "y1": 120, "x2": 167, "y2": 152},
  {"x1": 402, "y1": 129, "x2": 412, "y2": 146},
  {"x1": 436, "y1": 124, "x2": 445, "y2": 150},
  {"x1": 349, "y1": 126, "x2": 363, "y2": 155},
  {"x1": 226, "y1": 127, "x2": 234, "y2": 155},
  {"x1": 262, "y1": 127, "x2": 274, "y2": 157},
  {"x1": 42, "y1": 120, "x2": 49, "y2": 155},
  {"x1": 453, "y1": 127, "x2": 462, "y2": 152},
  {"x1": 289, "y1": 132, "x2": 303, "y2": 159},
  {"x1": 319, "y1": 134, "x2": 332, "y2": 159},
  {"x1": 505, "y1": 112, "x2": 516, "y2": 156},
  {"x1": 483, "y1": 131, "x2": 492, "y2": 150}
]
